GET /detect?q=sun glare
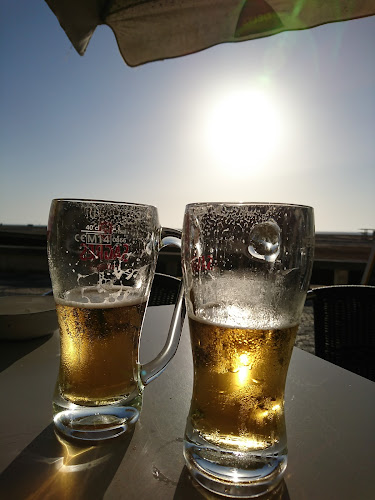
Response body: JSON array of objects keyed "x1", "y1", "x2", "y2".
[{"x1": 204, "y1": 88, "x2": 283, "y2": 174}]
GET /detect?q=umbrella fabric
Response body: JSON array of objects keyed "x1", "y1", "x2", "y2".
[{"x1": 45, "y1": 0, "x2": 375, "y2": 66}]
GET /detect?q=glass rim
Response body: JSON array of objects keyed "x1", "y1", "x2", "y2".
[
  {"x1": 185, "y1": 201, "x2": 313, "y2": 210},
  {"x1": 51, "y1": 198, "x2": 158, "y2": 210}
]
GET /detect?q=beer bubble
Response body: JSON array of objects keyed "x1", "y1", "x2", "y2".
[
  {"x1": 247, "y1": 220, "x2": 280, "y2": 263},
  {"x1": 239, "y1": 353, "x2": 250, "y2": 366}
]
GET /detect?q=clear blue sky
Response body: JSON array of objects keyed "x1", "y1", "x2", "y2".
[{"x1": 1, "y1": 1, "x2": 374, "y2": 232}]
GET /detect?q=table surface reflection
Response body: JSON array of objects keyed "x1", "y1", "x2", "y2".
[{"x1": 0, "y1": 305, "x2": 374, "y2": 499}]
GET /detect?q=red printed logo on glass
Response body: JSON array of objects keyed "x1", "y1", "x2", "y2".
[
  {"x1": 75, "y1": 222, "x2": 129, "y2": 265},
  {"x1": 191, "y1": 255, "x2": 214, "y2": 273}
]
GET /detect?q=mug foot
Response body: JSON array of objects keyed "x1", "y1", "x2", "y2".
[
  {"x1": 184, "y1": 437, "x2": 287, "y2": 498},
  {"x1": 53, "y1": 405, "x2": 139, "y2": 441}
]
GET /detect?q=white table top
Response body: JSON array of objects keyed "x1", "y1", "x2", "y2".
[{"x1": 0, "y1": 305, "x2": 374, "y2": 499}]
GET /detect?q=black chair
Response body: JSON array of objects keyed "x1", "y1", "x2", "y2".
[
  {"x1": 307, "y1": 285, "x2": 375, "y2": 382},
  {"x1": 148, "y1": 273, "x2": 182, "y2": 306}
]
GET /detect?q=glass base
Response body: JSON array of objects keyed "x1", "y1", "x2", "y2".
[
  {"x1": 53, "y1": 392, "x2": 142, "y2": 442},
  {"x1": 183, "y1": 435, "x2": 287, "y2": 498}
]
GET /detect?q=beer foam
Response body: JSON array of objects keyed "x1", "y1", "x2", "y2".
[
  {"x1": 55, "y1": 286, "x2": 146, "y2": 309},
  {"x1": 186, "y1": 271, "x2": 305, "y2": 330},
  {"x1": 188, "y1": 303, "x2": 300, "y2": 331}
]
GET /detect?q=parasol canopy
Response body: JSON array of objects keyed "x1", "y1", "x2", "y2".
[{"x1": 45, "y1": 0, "x2": 375, "y2": 67}]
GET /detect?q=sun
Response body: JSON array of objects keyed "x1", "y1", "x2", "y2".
[{"x1": 203, "y1": 87, "x2": 283, "y2": 174}]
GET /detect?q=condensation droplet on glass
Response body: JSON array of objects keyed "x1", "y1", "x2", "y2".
[{"x1": 248, "y1": 220, "x2": 280, "y2": 263}]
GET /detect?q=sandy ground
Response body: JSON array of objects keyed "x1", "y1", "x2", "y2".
[{"x1": 295, "y1": 303, "x2": 315, "y2": 354}]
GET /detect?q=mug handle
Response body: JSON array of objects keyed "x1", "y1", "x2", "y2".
[{"x1": 140, "y1": 228, "x2": 186, "y2": 385}]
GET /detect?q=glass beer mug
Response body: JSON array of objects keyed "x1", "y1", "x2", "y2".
[
  {"x1": 181, "y1": 202, "x2": 314, "y2": 498},
  {"x1": 47, "y1": 199, "x2": 184, "y2": 441}
]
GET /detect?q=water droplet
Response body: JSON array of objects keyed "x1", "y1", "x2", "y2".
[{"x1": 248, "y1": 220, "x2": 280, "y2": 263}]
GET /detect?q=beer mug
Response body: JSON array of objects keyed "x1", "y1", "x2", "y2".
[
  {"x1": 47, "y1": 199, "x2": 184, "y2": 441},
  {"x1": 181, "y1": 202, "x2": 314, "y2": 497}
]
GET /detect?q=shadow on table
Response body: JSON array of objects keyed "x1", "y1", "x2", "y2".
[
  {"x1": 0, "y1": 423, "x2": 133, "y2": 499},
  {"x1": 174, "y1": 467, "x2": 290, "y2": 499},
  {"x1": 0, "y1": 333, "x2": 53, "y2": 373}
]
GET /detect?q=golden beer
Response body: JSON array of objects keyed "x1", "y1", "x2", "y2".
[
  {"x1": 187, "y1": 315, "x2": 298, "y2": 452},
  {"x1": 55, "y1": 289, "x2": 146, "y2": 406}
]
